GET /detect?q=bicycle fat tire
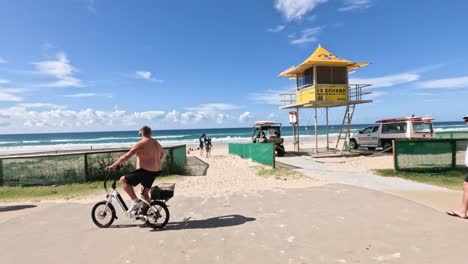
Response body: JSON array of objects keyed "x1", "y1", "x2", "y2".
[{"x1": 91, "y1": 201, "x2": 116, "y2": 228}]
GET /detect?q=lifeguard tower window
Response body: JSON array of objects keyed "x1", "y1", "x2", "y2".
[
  {"x1": 298, "y1": 67, "x2": 314, "y2": 89},
  {"x1": 413, "y1": 122, "x2": 433, "y2": 133},
  {"x1": 316, "y1": 66, "x2": 348, "y2": 85},
  {"x1": 382, "y1": 123, "x2": 407, "y2": 134}
]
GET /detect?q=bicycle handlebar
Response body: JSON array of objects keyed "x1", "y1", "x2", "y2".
[{"x1": 103, "y1": 165, "x2": 122, "y2": 191}]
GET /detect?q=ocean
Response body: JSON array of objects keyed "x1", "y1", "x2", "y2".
[{"x1": 0, "y1": 121, "x2": 466, "y2": 154}]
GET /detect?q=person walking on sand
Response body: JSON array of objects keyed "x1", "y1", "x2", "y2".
[
  {"x1": 204, "y1": 137, "x2": 212, "y2": 158},
  {"x1": 446, "y1": 115, "x2": 468, "y2": 219},
  {"x1": 199, "y1": 133, "x2": 206, "y2": 156},
  {"x1": 106, "y1": 126, "x2": 164, "y2": 214}
]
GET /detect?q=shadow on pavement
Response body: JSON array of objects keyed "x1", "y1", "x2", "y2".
[
  {"x1": 156, "y1": 214, "x2": 256, "y2": 232},
  {"x1": 0, "y1": 205, "x2": 37, "y2": 212},
  {"x1": 108, "y1": 224, "x2": 141, "y2": 228}
]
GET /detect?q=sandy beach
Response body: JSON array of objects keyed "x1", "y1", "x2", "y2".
[{"x1": 0, "y1": 139, "x2": 461, "y2": 224}]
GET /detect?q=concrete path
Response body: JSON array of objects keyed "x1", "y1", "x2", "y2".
[
  {"x1": 1, "y1": 185, "x2": 467, "y2": 264},
  {"x1": 277, "y1": 155, "x2": 445, "y2": 191}
]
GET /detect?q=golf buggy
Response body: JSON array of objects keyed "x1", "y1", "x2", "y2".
[{"x1": 251, "y1": 121, "x2": 285, "y2": 157}]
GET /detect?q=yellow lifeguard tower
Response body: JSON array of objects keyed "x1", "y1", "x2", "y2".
[{"x1": 279, "y1": 44, "x2": 372, "y2": 154}]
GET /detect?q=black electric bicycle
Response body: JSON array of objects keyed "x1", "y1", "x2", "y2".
[{"x1": 91, "y1": 169, "x2": 175, "y2": 229}]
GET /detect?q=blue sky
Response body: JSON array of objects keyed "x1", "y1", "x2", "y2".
[{"x1": 1, "y1": 0, "x2": 468, "y2": 133}]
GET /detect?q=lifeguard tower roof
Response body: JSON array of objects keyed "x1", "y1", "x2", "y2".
[{"x1": 279, "y1": 44, "x2": 369, "y2": 77}]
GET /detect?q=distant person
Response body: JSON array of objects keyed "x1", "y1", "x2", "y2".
[
  {"x1": 259, "y1": 131, "x2": 267, "y2": 143},
  {"x1": 106, "y1": 126, "x2": 164, "y2": 214},
  {"x1": 446, "y1": 115, "x2": 468, "y2": 219},
  {"x1": 199, "y1": 133, "x2": 206, "y2": 156},
  {"x1": 204, "y1": 137, "x2": 213, "y2": 158}
]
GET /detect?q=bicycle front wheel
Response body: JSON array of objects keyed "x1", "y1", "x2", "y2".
[
  {"x1": 146, "y1": 201, "x2": 170, "y2": 229},
  {"x1": 91, "y1": 201, "x2": 116, "y2": 228}
]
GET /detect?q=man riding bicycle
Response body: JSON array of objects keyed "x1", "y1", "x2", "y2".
[{"x1": 106, "y1": 126, "x2": 164, "y2": 214}]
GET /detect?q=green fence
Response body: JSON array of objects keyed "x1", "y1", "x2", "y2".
[
  {"x1": 228, "y1": 143, "x2": 275, "y2": 168},
  {"x1": 436, "y1": 131, "x2": 468, "y2": 139},
  {"x1": 394, "y1": 139, "x2": 468, "y2": 171},
  {"x1": 0, "y1": 145, "x2": 187, "y2": 187}
]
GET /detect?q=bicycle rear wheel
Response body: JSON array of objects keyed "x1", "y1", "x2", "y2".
[
  {"x1": 91, "y1": 201, "x2": 116, "y2": 228},
  {"x1": 145, "y1": 201, "x2": 170, "y2": 229}
]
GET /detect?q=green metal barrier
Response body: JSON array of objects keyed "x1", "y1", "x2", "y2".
[
  {"x1": 228, "y1": 143, "x2": 275, "y2": 168},
  {"x1": 394, "y1": 139, "x2": 468, "y2": 172},
  {"x1": 172, "y1": 145, "x2": 188, "y2": 167},
  {"x1": 436, "y1": 131, "x2": 468, "y2": 139},
  {"x1": 0, "y1": 145, "x2": 187, "y2": 187}
]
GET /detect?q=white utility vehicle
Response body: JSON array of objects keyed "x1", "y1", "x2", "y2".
[{"x1": 349, "y1": 117, "x2": 435, "y2": 151}]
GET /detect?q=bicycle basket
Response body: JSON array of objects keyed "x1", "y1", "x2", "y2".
[{"x1": 150, "y1": 183, "x2": 175, "y2": 200}]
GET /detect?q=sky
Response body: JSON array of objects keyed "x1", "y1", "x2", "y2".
[{"x1": 1, "y1": 0, "x2": 468, "y2": 134}]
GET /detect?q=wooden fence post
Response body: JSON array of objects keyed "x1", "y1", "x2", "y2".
[
  {"x1": 84, "y1": 153, "x2": 89, "y2": 182},
  {"x1": 451, "y1": 140, "x2": 457, "y2": 170},
  {"x1": 393, "y1": 140, "x2": 399, "y2": 172},
  {"x1": 0, "y1": 159, "x2": 3, "y2": 186}
]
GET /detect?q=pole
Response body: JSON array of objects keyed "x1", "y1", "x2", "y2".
[
  {"x1": 297, "y1": 107, "x2": 300, "y2": 151},
  {"x1": 84, "y1": 153, "x2": 89, "y2": 182},
  {"x1": 0, "y1": 159, "x2": 3, "y2": 186},
  {"x1": 326, "y1": 107, "x2": 329, "y2": 150},
  {"x1": 314, "y1": 107, "x2": 318, "y2": 154}
]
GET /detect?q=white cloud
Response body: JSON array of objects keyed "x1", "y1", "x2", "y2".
[
  {"x1": 417, "y1": 76, "x2": 468, "y2": 89},
  {"x1": 289, "y1": 27, "x2": 323, "y2": 45},
  {"x1": 164, "y1": 103, "x2": 241, "y2": 125},
  {"x1": 64, "y1": 93, "x2": 97, "y2": 98},
  {"x1": 350, "y1": 73, "x2": 420, "y2": 88},
  {"x1": 423, "y1": 99, "x2": 441, "y2": 103},
  {"x1": 135, "y1": 71, "x2": 163, "y2": 83},
  {"x1": 275, "y1": 0, "x2": 328, "y2": 21},
  {"x1": 239, "y1": 111, "x2": 253, "y2": 122},
  {"x1": 216, "y1": 113, "x2": 229, "y2": 124},
  {"x1": 0, "y1": 92, "x2": 23, "y2": 102},
  {"x1": 185, "y1": 103, "x2": 242, "y2": 113},
  {"x1": 364, "y1": 91, "x2": 386, "y2": 100},
  {"x1": 164, "y1": 110, "x2": 220, "y2": 125},
  {"x1": 268, "y1": 25, "x2": 286, "y2": 33},
  {"x1": 0, "y1": 121, "x2": 10, "y2": 127},
  {"x1": 87, "y1": 0, "x2": 96, "y2": 14},
  {"x1": 0, "y1": 57, "x2": 7, "y2": 64},
  {"x1": 267, "y1": 113, "x2": 276, "y2": 120},
  {"x1": 0, "y1": 88, "x2": 26, "y2": 93},
  {"x1": 0, "y1": 79, "x2": 9, "y2": 85},
  {"x1": 181, "y1": 111, "x2": 208, "y2": 124},
  {"x1": 16, "y1": 103, "x2": 67, "y2": 109},
  {"x1": 338, "y1": 0, "x2": 373, "y2": 12},
  {"x1": 33, "y1": 52, "x2": 83, "y2": 87},
  {"x1": 249, "y1": 88, "x2": 294, "y2": 105},
  {"x1": 136, "y1": 71, "x2": 152, "y2": 80},
  {"x1": 414, "y1": 92, "x2": 435, "y2": 96},
  {"x1": 133, "y1": 111, "x2": 165, "y2": 120},
  {"x1": 0, "y1": 107, "x2": 167, "y2": 129},
  {"x1": 0, "y1": 88, "x2": 24, "y2": 102},
  {"x1": 165, "y1": 110, "x2": 180, "y2": 123}
]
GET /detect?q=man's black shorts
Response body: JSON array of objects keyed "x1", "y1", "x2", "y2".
[
  {"x1": 465, "y1": 174, "x2": 468, "y2": 183},
  {"x1": 124, "y1": 169, "x2": 161, "y2": 188}
]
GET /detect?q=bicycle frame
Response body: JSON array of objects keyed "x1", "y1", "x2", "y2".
[{"x1": 103, "y1": 170, "x2": 158, "y2": 219}]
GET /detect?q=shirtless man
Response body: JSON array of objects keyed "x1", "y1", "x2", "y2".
[{"x1": 106, "y1": 126, "x2": 164, "y2": 213}]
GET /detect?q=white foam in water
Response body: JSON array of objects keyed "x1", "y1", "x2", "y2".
[
  {"x1": 0, "y1": 142, "x2": 136, "y2": 155},
  {"x1": 49, "y1": 137, "x2": 141, "y2": 142},
  {"x1": 434, "y1": 127, "x2": 468, "y2": 132}
]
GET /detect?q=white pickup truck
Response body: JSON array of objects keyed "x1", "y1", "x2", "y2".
[{"x1": 349, "y1": 117, "x2": 435, "y2": 151}]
